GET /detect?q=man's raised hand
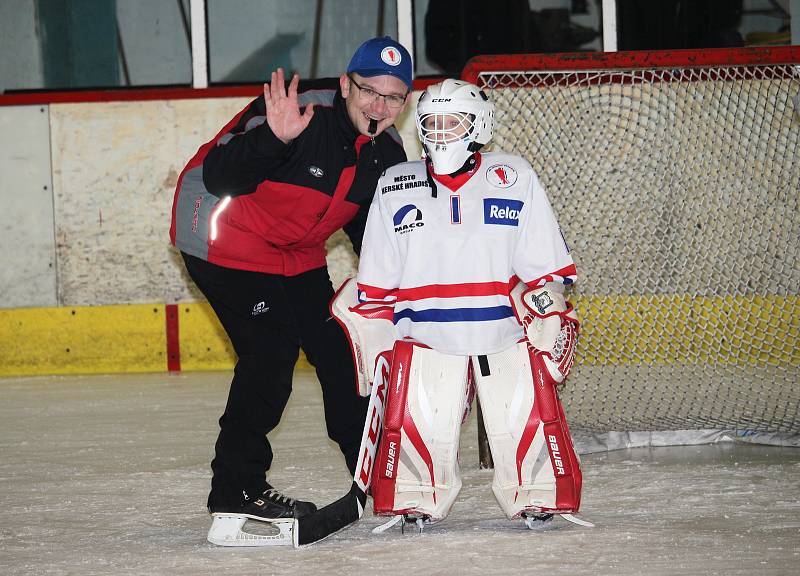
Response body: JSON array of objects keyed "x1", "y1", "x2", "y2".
[{"x1": 264, "y1": 68, "x2": 314, "y2": 144}]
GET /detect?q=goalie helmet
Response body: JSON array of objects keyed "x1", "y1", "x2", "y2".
[{"x1": 416, "y1": 79, "x2": 495, "y2": 175}]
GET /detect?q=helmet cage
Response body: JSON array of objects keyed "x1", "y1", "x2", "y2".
[
  {"x1": 419, "y1": 112, "x2": 477, "y2": 145},
  {"x1": 415, "y1": 80, "x2": 494, "y2": 174}
]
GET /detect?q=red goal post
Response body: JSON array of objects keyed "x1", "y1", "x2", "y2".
[{"x1": 463, "y1": 47, "x2": 800, "y2": 448}]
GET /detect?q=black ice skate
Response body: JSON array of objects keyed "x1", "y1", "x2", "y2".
[
  {"x1": 239, "y1": 484, "x2": 317, "y2": 521},
  {"x1": 207, "y1": 484, "x2": 317, "y2": 547}
]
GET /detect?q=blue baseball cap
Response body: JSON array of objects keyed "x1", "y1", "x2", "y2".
[{"x1": 347, "y1": 36, "x2": 413, "y2": 90}]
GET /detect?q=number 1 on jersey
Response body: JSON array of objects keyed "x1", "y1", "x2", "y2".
[{"x1": 450, "y1": 194, "x2": 462, "y2": 225}]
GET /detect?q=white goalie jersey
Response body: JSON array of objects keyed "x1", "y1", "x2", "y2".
[{"x1": 357, "y1": 151, "x2": 576, "y2": 356}]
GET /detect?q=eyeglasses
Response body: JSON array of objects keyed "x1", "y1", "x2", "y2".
[{"x1": 348, "y1": 75, "x2": 407, "y2": 109}]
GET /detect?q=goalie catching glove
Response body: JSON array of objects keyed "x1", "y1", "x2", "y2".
[{"x1": 511, "y1": 282, "x2": 579, "y2": 384}]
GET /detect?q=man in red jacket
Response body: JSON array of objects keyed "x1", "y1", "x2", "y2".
[{"x1": 169, "y1": 36, "x2": 412, "y2": 546}]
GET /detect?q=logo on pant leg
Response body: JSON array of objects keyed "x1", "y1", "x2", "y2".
[{"x1": 251, "y1": 301, "x2": 270, "y2": 316}]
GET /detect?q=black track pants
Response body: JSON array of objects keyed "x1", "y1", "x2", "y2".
[{"x1": 181, "y1": 253, "x2": 368, "y2": 509}]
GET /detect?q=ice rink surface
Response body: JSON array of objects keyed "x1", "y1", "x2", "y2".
[{"x1": 1, "y1": 370, "x2": 798, "y2": 576}]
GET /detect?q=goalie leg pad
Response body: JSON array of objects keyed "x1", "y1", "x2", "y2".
[
  {"x1": 372, "y1": 341, "x2": 470, "y2": 521},
  {"x1": 473, "y1": 342, "x2": 582, "y2": 518}
]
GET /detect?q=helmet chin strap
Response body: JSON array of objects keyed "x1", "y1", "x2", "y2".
[{"x1": 424, "y1": 157, "x2": 438, "y2": 198}]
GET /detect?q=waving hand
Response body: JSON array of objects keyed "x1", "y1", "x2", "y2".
[{"x1": 264, "y1": 68, "x2": 315, "y2": 144}]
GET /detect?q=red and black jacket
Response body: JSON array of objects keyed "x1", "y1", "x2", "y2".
[{"x1": 169, "y1": 78, "x2": 407, "y2": 276}]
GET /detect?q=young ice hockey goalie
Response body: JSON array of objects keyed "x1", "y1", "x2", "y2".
[{"x1": 333, "y1": 79, "x2": 588, "y2": 532}]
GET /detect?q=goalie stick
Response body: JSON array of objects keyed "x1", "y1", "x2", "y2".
[{"x1": 292, "y1": 352, "x2": 391, "y2": 547}]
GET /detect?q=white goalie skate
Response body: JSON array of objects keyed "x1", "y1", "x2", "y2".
[
  {"x1": 371, "y1": 513, "x2": 435, "y2": 535},
  {"x1": 207, "y1": 514, "x2": 294, "y2": 546}
]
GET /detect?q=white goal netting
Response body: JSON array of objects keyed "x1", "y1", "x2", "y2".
[{"x1": 466, "y1": 48, "x2": 800, "y2": 443}]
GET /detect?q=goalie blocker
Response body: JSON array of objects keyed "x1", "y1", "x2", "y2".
[{"x1": 329, "y1": 278, "x2": 397, "y2": 396}]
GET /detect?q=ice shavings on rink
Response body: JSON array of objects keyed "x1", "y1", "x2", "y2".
[{"x1": 1, "y1": 370, "x2": 798, "y2": 576}]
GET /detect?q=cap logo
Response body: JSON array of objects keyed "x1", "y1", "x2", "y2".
[{"x1": 381, "y1": 47, "x2": 401, "y2": 66}]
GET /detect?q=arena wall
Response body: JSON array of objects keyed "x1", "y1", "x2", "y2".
[{"x1": 0, "y1": 93, "x2": 422, "y2": 375}]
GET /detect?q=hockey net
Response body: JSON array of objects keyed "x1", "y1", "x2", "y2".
[{"x1": 463, "y1": 47, "x2": 800, "y2": 446}]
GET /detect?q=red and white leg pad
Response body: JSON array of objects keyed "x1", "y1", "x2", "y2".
[
  {"x1": 473, "y1": 342, "x2": 582, "y2": 518},
  {"x1": 372, "y1": 340, "x2": 470, "y2": 521}
]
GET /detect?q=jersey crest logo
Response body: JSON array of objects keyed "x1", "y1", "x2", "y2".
[
  {"x1": 308, "y1": 165, "x2": 324, "y2": 178},
  {"x1": 486, "y1": 164, "x2": 518, "y2": 188},
  {"x1": 393, "y1": 204, "x2": 424, "y2": 234},
  {"x1": 484, "y1": 198, "x2": 523, "y2": 226}
]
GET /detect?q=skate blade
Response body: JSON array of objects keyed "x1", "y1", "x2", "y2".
[
  {"x1": 523, "y1": 512, "x2": 595, "y2": 530},
  {"x1": 559, "y1": 513, "x2": 595, "y2": 528},
  {"x1": 207, "y1": 514, "x2": 293, "y2": 546},
  {"x1": 372, "y1": 514, "x2": 434, "y2": 535},
  {"x1": 371, "y1": 515, "x2": 403, "y2": 534}
]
